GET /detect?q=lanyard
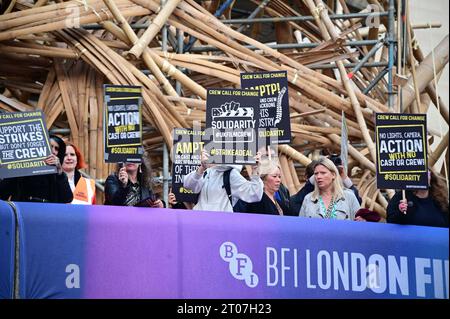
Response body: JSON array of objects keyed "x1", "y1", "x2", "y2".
[{"x1": 319, "y1": 196, "x2": 337, "y2": 219}]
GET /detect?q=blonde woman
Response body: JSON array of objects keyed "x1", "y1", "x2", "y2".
[
  {"x1": 243, "y1": 159, "x2": 292, "y2": 216},
  {"x1": 299, "y1": 157, "x2": 361, "y2": 221}
]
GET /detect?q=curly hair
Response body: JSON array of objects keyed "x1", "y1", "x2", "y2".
[
  {"x1": 430, "y1": 172, "x2": 449, "y2": 214},
  {"x1": 115, "y1": 153, "x2": 153, "y2": 190},
  {"x1": 140, "y1": 152, "x2": 153, "y2": 190}
]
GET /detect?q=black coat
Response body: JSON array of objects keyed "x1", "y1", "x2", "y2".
[
  {"x1": 0, "y1": 173, "x2": 73, "y2": 203},
  {"x1": 233, "y1": 183, "x2": 292, "y2": 214},
  {"x1": 243, "y1": 192, "x2": 293, "y2": 216},
  {"x1": 387, "y1": 191, "x2": 449, "y2": 228},
  {"x1": 290, "y1": 181, "x2": 314, "y2": 215},
  {"x1": 104, "y1": 173, "x2": 152, "y2": 206}
]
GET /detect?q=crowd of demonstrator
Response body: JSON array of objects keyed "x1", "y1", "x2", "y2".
[{"x1": 0, "y1": 139, "x2": 448, "y2": 228}]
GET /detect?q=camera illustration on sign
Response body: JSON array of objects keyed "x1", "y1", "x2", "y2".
[
  {"x1": 206, "y1": 88, "x2": 260, "y2": 164},
  {"x1": 211, "y1": 101, "x2": 255, "y2": 143}
]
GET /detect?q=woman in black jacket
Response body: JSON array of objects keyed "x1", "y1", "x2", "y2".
[
  {"x1": 387, "y1": 171, "x2": 449, "y2": 227},
  {"x1": 0, "y1": 135, "x2": 73, "y2": 203},
  {"x1": 243, "y1": 160, "x2": 293, "y2": 216},
  {"x1": 104, "y1": 154, "x2": 163, "y2": 208}
]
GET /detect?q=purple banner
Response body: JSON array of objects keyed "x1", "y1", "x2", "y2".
[{"x1": 7, "y1": 202, "x2": 449, "y2": 299}]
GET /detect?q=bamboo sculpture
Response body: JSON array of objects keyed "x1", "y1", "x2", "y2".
[{"x1": 0, "y1": 0, "x2": 448, "y2": 213}]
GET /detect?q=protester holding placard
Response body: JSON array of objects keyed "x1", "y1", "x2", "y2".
[
  {"x1": 183, "y1": 151, "x2": 263, "y2": 212},
  {"x1": 0, "y1": 135, "x2": 73, "y2": 203},
  {"x1": 387, "y1": 171, "x2": 449, "y2": 227},
  {"x1": 171, "y1": 128, "x2": 203, "y2": 206},
  {"x1": 104, "y1": 154, "x2": 163, "y2": 208},
  {"x1": 375, "y1": 113, "x2": 428, "y2": 190},
  {"x1": 241, "y1": 159, "x2": 293, "y2": 216},
  {"x1": 299, "y1": 157, "x2": 362, "y2": 221},
  {"x1": 62, "y1": 143, "x2": 96, "y2": 205},
  {"x1": 103, "y1": 85, "x2": 143, "y2": 164},
  {"x1": 258, "y1": 145, "x2": 291, "y2": 211}
]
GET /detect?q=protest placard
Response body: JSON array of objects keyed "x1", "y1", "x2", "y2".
[
  {"x1": 375, "y1": 113, "x2": 428, "y2": 189},
  {"x1": 171, "y1": 128, "x2": 204, "y2": 203},
  {"x1": 0, "y1": 111, "x2": 56, "y2": 178},
  {"x1": 240, "y1": 71, "x2": 291, "y2": 145},
  {"x1": 205, "y1": 88, "x2": 260, "y2": 164},
  {"x1": 104, "y1": 85, "x2": 143, "y2": 163}
]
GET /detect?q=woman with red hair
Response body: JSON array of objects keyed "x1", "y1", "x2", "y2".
[{"x1": 62, "y1": 143, "x2": 96, "y2": 205}]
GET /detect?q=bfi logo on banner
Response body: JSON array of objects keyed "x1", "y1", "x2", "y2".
[{"x1": 220, "y1": 242, "x2": 259, "y2": 288}]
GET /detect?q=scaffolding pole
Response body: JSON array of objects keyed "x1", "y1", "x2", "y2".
[
  {"x1": 189, "y1": 40, "x2": 380, "y2": 52},
  {"x1": 236, "y1": 0, "x2": 271, "y2": 33},
  {"x1": 161, "y1": 0, "x2": 169, "y2": 206},
  {"x1": 388, "y1": 0, "x2": 396, "y2": 108},
  {"x1": 82, "y1": 12, "x2": 389, "y2": 30}
]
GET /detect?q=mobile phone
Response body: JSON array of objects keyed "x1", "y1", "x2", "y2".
[
  {"x1": 329, "y1": 155, "x2": 342, "y2": 167},
  {"x1": 149, "y1": 193, "x2": 157, "y2": 202}
]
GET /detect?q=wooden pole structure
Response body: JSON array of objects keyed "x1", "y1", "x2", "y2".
[
  {"x1": 312, "y1": 0, "x2": 377, "y2": 164},
  {"x1": 428, "y1": 131, "x2": 449, "y2": 168},
  {"x1": 3, "y1": 0, "x2": 441, "y2": 213},
  {"x1": 393, "y1": 35, "x2": 449, "y2": 110},
  {"x1": 127, "y1": 0, "x2": 183, "y2": 59},
  {"x1": 102, "y1": 0, "x2": 188, "y2": 113},
  {"x1": 405, "y1": 0, "x2": 421, "y2": 113}
]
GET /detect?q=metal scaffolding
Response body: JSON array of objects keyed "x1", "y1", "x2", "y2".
[{"x1": 149, "y1": 0, "x2": 399, "y2": 203}]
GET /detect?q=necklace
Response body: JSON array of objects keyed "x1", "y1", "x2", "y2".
[
  {"x1": 268, "y1": 192, "x2": 283, "y2": 215},
  {"x1": 273, "y1": 199, "x2": 283, "y2": 216},
  {"x1": 319, "y1": 195, "x2": 337, "y2": 219}
]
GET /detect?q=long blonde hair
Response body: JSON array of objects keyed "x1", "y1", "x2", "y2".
[{"x1": 310, "y1": 156, "x2": 344, "y2": 201}]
